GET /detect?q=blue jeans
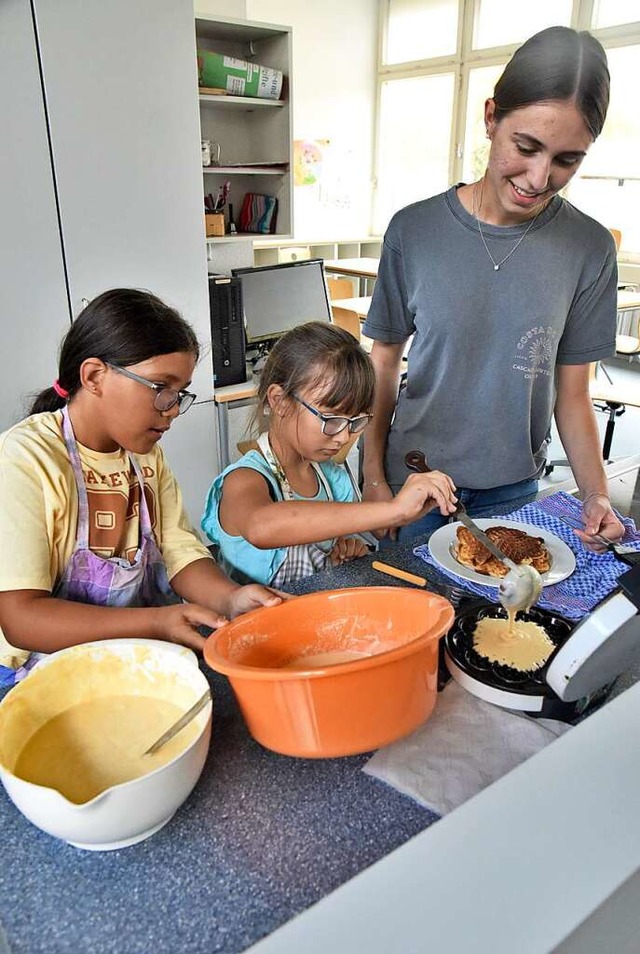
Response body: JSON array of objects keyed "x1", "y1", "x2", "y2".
[{"x1": 393, "y1": 477, "x2": 539, "y2": 544}]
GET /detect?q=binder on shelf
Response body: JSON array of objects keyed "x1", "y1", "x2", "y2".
[{"x1": 239, "y1": 193, "x2": 278, "y2": 234}]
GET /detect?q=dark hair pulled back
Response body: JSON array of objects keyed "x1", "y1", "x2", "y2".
[
  {"x1": 30, "y1": 288, "x2": 200, "y2": 415},
  {"x1": 253, "y1": 321, "x2": 375, "y2": 430},
  {"x1": 493, "y1": 26, "x2": 610, "y2": 140}
]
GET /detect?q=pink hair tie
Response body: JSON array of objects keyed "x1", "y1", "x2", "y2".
[{"x1": 53, "y1": 380, "x2": 69, "y2": 399}]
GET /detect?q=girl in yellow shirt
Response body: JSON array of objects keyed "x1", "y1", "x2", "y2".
[{"x1": 0, "y1": 288, "x2": 280, "y2": 672}]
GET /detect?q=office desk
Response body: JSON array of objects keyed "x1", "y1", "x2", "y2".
[
  {"x1": 212, "y1": 375, "x2": 258, "y2": 470},
  {"x1": 213, "y1": 336, "x2": 376, "y2": 470},
  {"x1": 324, "y1": 258, "x2": 379, "y2": 279},
  {"x1": 332, "y1": 291, "x2": 639, "y2": 324},
  {"x1": 215, "y1": 279, "x2": 631, "y2": 471},
  {"x1": 212, "y1": 318, "x2": 401, "y2": 468},
  {"x1": 331, "y1": 295, "x2": 372, "y2": 319},
  {"x1": 617, "y1": 289, "x2": 640, "y2": 310},
  {"x1": 324, "y1": 258, "x2": 379, "y2": 295},
  {"x1": 617, "y1": 289, "x2": 640, "y2": 341}
]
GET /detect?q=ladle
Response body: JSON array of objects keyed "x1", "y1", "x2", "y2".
[
  {"x1": 404, "y1": 451, "x2": 543, "y2": 613},
  {"x1": 144, "y1": 689, "x2": 211, "y2": 756}
]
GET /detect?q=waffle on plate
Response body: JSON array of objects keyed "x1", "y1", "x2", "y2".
[{"x1": 454, "y1": 525, "x2": 551, "y2": 578}]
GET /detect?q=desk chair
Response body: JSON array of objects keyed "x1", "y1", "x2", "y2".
[
  {"x1": 589, "y1": 362, "x2": 640, "y2": 461},
  {"x1": 326, "y1": 276, "x2": 356, "y2": 301},
  {"x1": 331, "y1": 305, "x2": 361, "y2": 341},
  {"x1": 327, "y1": 276, "x2": 362, "y2": 340}
]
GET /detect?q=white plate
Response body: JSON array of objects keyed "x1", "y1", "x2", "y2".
[{"x1": 427, "y1": 518, "x2": 576, "y2": 588}]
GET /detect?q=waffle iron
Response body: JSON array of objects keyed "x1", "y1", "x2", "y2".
[{"x1": 443, "y1": 563, "x2": 640, "y2": 722}]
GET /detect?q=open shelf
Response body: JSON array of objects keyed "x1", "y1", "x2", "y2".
[
  {"x1": 198, "y1": 93, "x2": 285, "y2": 110},
  {"x1": 196, "y1": 14, "x2": 292, "y2": 241},
  {"x1": 203, "y1": 164, "x2": 288, "y2": 175},
  {"x1": 206, "y1": 232, "x2": 292, "y2": 245}
]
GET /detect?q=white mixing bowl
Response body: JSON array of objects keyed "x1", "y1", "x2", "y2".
[{"x1": 0, "y1": 639, "x2": 212, "y2": 850}]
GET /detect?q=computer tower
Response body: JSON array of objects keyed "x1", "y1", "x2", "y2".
[{"x1": 208, "y1": 276, "x2": 247, "y2": 387}]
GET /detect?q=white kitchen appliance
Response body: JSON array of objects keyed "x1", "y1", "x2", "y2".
[{"x1": 444, "y1": 564, "x2": 640, "y2": 721}]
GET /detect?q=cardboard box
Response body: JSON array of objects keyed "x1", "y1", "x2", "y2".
[{"x1": 205, "y1": 213, "x2": 225, "y2": 237}]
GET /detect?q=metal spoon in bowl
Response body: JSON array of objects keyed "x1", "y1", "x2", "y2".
[
  {"x1": 404, "y1": 451, "x2": 543, "y2": 614},
  {"x1": 143, "y1": 689, "x2": 211, "y2": 757}
]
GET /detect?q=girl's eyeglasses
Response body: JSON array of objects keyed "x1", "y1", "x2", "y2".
[
  {"x1": 106, "y1": 363, "x2": 196, "y2": 414},
  {"x1": 292, "y1": 393, "x2": 372, "y2": 436}
]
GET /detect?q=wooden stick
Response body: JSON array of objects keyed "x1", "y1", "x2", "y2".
[{"x1": 371, "y1": 561, "x2": 426, "y2": 588}]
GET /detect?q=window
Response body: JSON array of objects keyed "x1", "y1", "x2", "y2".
[
  {"x1": 461, "y1": 63, "x2": 504, "y2": 183},
  {"x1": 374, "y1": 0, "x2": 640, "y2": 262},
  {"x1": 565, "y1": 43, "x2": 640, "y2": 257},
  {"x1": 472, "y1": 0, "x2": 572, "y2": 50},
  {"x1": 592, "y1": 0, "x2": 640, "y2": 29},
  {"x1": 384, "y1": 0, "x2": 459, "y2": 63},
  {"x1": 375, "y1": 73, "x2": 455, "y2": 229}
]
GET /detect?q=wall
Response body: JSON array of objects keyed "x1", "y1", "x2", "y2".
[
  {"x1": 195, "y1": 0, "x2": 246, "y2": 18},
  {"x1": 194, "y1": 1, "x2": 378, "y2": 241},
  {"x1": 247, "y1": 0, "x2": 378, "y2": 239},
  {"x1": 2, "y1": 0, "x2": 215, "y2": 527},
  {"x1": 190, "y1": 1, "x2": 379, "y2": 465},
  {"x1": 195, "y1": 0, "x2": 381, "y2": 247}
]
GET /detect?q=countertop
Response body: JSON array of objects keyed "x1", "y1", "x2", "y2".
[
  {"x1": 0, "y1": 462, "x2": 638, "y2": 953},
  {"x1": 0, "y1": 495, "x2": 534, "y2": 954},
  {"x1": 0, "y1": 659, "x2": 435, "y2": 954}
]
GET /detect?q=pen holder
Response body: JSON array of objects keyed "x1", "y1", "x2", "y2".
[{"x1": 205, "y1": 212, "x2": 225, "y2": 237}]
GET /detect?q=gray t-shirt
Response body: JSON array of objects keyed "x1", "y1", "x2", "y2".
[{"x1": 363, "y1": 186, "x2": 617, "y2": 490}]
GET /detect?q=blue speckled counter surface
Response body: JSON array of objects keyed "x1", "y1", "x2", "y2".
[
  {"x1": 0, "y1": 661, "x2": 438, "y2": 954},
  {"x1": 0, "y1": 490, "x2": 549, "y2": 954}
]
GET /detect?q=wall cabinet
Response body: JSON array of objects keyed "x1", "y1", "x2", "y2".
[
  {"x1": 1, "y1": 0, "x2": 215, "y2": 522},
  {"x1": 1, "y1": 0, "x2": 71, "y2": 428},
  {"x1": 196, "y1": 15, "x2": 293, "y2": 243}
]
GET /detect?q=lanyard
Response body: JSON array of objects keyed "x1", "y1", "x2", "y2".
[{"x1": 256, "y1": 432, "x2": 332, "y2": 501}]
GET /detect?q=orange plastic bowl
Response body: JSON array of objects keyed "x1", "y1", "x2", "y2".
[{"x1": 204, "y1": 587, "x2": 454, "y2": 758}]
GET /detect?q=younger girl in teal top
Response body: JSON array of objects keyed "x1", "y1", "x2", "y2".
[{"x1": 201, "y1": 322, "x2": 457, "y2": 587}]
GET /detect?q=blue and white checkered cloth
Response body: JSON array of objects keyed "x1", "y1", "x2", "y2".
[{"x1": 414, "y1": 491, "x2": 640, "y2": 620}]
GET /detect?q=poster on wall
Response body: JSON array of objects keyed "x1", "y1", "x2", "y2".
[{"x1": 293, "y1": 139, "x2": 328, "y2": 186}]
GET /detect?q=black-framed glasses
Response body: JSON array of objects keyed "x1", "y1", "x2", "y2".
[
  {"x1": 292, "y1": 392, "x2": 372, "y2": 436},
  {"x1": 106, "y1": 363, "x2": 196, "y2": 414}
]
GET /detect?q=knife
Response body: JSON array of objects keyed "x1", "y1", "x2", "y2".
[
  {"x1": 454, "y1": 508, "x2": 518, "y2": 571},
  {"x1": 404, "y1": 450, "x2": 517, "y2": 572}
]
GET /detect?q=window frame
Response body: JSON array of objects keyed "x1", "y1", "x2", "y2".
[{"x1": 373, "y1": 0, "x2": 640, "y2": 262}]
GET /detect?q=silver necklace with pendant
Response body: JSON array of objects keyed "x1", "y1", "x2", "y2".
[{"x1": 473, "y1": 181, "x2": 543, "y2": 272}]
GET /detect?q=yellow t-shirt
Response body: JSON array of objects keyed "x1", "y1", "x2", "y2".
[{"x1": 0, "y1": 410, "x2": 212, "y2": 667}]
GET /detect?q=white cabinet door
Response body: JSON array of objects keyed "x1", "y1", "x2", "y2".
[
  {"x1": 30, "y1": 0, "x2": 217, "y2": 522},
  {"x1": 32, "y1": 0, "x2": 208, "y2": 316},
  {"x1": 0, "y1": 0, "x2": 71, "y2": 430}
]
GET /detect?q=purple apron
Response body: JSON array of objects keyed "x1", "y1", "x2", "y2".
[
  {"x1": 53, "y1": 406, "x2": 180, "y2": 608},
  {"x1": 0, "y1": 410, "x2": 179, "y2": 687}
]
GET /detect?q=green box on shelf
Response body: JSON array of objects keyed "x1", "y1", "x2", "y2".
[{"x1": 197, "y1": 50, "x2": 283, "y2": 100}]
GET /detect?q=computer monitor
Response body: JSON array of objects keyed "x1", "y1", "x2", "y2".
[{"x1": 231, "y1": 259, "x2": 332, "y2": 346}]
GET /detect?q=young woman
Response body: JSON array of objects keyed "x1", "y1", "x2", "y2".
[
  {"x1": 0, "y1": 288, "x2": 281, "y2": 674},
  {"x1": 362, "y1": 26, "x2": 624, "y2": 550},
  {"x1": 201, "y1": 322, "x2": 457, "y2": 587}
]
